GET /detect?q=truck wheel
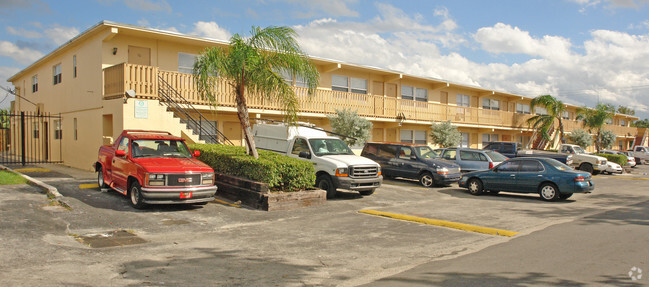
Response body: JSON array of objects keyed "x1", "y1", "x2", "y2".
[
  {"x1": 539, "y1": 183, "x2": 560, "y2": 201},
  {"x1": 316, "y1": 175, "x2": 337, "y2": 199},
  {"x1": 467, "y1": 178, "x2": 484, "y2": 195},
  {"x1": 128, "y1": 181, "x2": 146, "y2": 209},
  {"x1": 419, "y1": 172, "x2": 435, "y2": 187},
  {"x1": 359, "y1": 189, "x2": 375, "y2": 196},
  {"x1": 578, "y1": 163, "x2": 594, "y2": 174},
  {"x1": 97, "y1": 165, "x2": 109, "y2": 189}
]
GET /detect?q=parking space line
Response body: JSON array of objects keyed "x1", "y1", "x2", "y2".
[
  {"x1": 359, "y1": 209, "x2": 519, "y2": 237},
  {"x1": 213, "y1": 198, "x2": 241, "y2": 208},
  {"x1": 79, "y1": 183, "x2": 99, "y2": 189},
  {"x1": 14, "y1": 168, "x2": 51, "y2": 173},
  {"x1": 604, "y1": 176, "x2": 649, "y2": 181}
]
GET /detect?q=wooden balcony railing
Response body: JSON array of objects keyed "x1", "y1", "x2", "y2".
[{"x1": 102, "y1": 63, "x2": 637, "y2": 135}]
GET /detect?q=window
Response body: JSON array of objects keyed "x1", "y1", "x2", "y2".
[
  {"x1": 178, "y1": 53, "x2": 198, "y2": 74},
  {"x1": 457, "y1": 94, "x2": 470, "y2": 107},
  {"x1": 73, "y1": 118, "x2": 78, "y2": 141},
  {"x1": 277, "y1": 69, "x2": 310, "y2": 87},
  {"x1": 398, "y1": 147, "x2": 413, "y2": 159},
  {"x1": 482, "y1": 134, "x2": 499, "y2": 147},
  {"x1": 441, "y1": 149, "x2": 457, "y2": 160},
  {"x1": 332, "y1": 75, "x2": 367, "y2": 94},
  {"x1": 295, "y1": 74, "x2": 309, "y2": 88},
  {"x1": 54, "y1": 120, "x2": 62, "y2": 140},
  {"x1": 460, "y1": 151, "x2": 486, "y2": 161},
  {"x1": 53, "y1": 63, "x2": 62, "y2": 85},
  {"x1": 73, "y1": 55, "x2": 77, "y2": 78},
  {"x1": 291, "y1": 138, "x2": 310, "y2": 156},
  {"x1": 117, "y1": 137, "x2": 129, "y2": 155},
  {"x1": 482, "y1": 99, "x2": 500, "y2": 110},
  {"x1": 350, "y1": 77, "x2": 367, "y2": 94},
  {"x1": 402, "y1": 86, "x2": 428, "y2": 102},
  {"x1": 496, "y1": 161, "x2": 520, "y2": 172},
  {"x1": 460, "y1": 133, "x2": 469, "y2": 147},
  {"x1": 621, "y1": 119, "x2": 626, "y2": 127},
  {"x1": 606, "y1": 118, "x2": 612, "y2": 124},
  {"x1": 520, "y1": 160, "x2": 544, "y2": 172},
  {"x1": 332, "y1": 75, "x2": 348, "y2": 92},
  {"x1": 33, "y1": 121, "x2": 39, "y2": 139},
  {"x1": 562, "y1": 111, "x2": 570, "y2": 120},
  {"x1": 535, "y1": 107, "x2": 548, "y2": 115},
  {"x1": 516, "y1": 103, "x2": 530, "y2": 114},
  {"x1": 378, "y1": 144, "x2": 397, "y2": 159},
  {"x1": 400, "y1": 130, "x2": 426, "y2": 144},
  {"x1": 32, "y1": 75, "x2": 38, "y2": 93}
]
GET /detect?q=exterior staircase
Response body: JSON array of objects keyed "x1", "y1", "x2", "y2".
[{"x1": 531, "y1": 126, "x2": 555, "y2": 150}]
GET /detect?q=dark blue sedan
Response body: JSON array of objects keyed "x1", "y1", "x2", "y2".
[{"x1": 458, "y1": 157, "x2": 594, "y2": 201}]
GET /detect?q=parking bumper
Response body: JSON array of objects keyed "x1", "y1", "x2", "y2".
[
  {"x1": 333, "y1": 175, "x2": 382, "y2": 191},
  {"x1": 141, "y1": 185, "x2": 217, "y2": 204}
]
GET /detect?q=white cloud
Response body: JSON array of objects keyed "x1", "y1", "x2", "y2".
[
  {"x1": 6, "y1": 26, "x2": 42, "y2": 38},
  {"x1": 0, "y1": 41, "x2": 44, "y2": 65},
  {"x1": 283, "y1": 0, "x2": 359, "y2": 18},
  {"x1": 124, "y1": 0, "x2": 172, "y2": 13},
  {"x1": 190, "y1": 21, "x2": 231, "y2": 41},
  {"x1": 44, "y1": 25, "x2": 80, "y2": 46},
  {"x1": 473, "y1": 23, "x2": 573, "y2": 61},
  {"x1": 1, "y1": 66, "x2": 20, "y2": 83}
]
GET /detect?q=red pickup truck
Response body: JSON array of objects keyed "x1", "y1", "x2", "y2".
[{"x1": 94, "y1": 130, "x2": 217, "y2": 209}]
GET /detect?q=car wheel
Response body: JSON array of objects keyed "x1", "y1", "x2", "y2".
[
  {"x1": 129, "y1": 181, "x2": 146, "y2": 209},
  {"x1": 316, "y1": 175, "x2": 337, "y2": 199},
  {"x1": 419, "y1": 172, "x2": 435, "y2": 187},
  {"x1": 559, "y1": 193, "x2": 573, "y2": 200},
  {"x1": 539, "y1": 183, "x2": 560, "y2": 201},
  {"x1": 467, "y1": 178, "x2": 484, "y2": 195},
  {"x1": 97, "y1": 165, "x2": 109, "y2": 189},
  {"x1": 359, "y1": 189, "x2": 375, "y2": 196},
  {"x1": 578, "y1": 163, "x2": 594, "y2": 174}
]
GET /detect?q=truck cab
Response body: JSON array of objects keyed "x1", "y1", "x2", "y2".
[{"x1": 558, "y1": 144, "x2": 607, "y2": 174}]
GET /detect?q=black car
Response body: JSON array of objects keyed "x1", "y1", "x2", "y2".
[{"x1": 361, "y1": 142, "x2": 461, "y2": 187}]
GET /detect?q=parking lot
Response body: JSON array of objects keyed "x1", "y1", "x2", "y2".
[{"x1": 2, "y1": 164, "x2": 649, "y2": 286}]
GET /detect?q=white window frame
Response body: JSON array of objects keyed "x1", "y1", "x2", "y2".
[
  {"x1": 332, "y1": 75, "x2": 367, "y2": 94},
  {"x1": 562, "y1": 111, "x2": 570, "y2": 120},
  {"x1": 621, "y1": 119, "x2": 626, "y2": 127},
  {"x1": 516, "y1": 103, "x2": 530, "y2": 114},
  {"x1": 402, "y1": 85, "x2": 428, "y2": 102},
  {"x1": 482, "y1": 98, "x2": 500, "y2": 110},
  {"x1": 54, "y1": 119, "x2": 62, "y2": 140},
  {"x1": 400, "y1": 129, "x2": 427, "y2": 144},
  {"x1": 535, "y1": 107, "x2": 548, "y2": 115},
  {"x1": 73, "y1": 55, "x2": 77, "y2": 78},
  {"x1": 53, "y1": 63, "x2": 62, "y2": 85},
  {"x1": 457, "y1": 94, "x2": 470, "y2": 107},
  {"x1": 178, "y1": 53, "x2": 198, "y2": 74},
  {"x1": 482, "y1": 134, "x2": 499, "y2": 147},
  {"x1": 32, "y1": 75, "x2": 38, "y2": 93},
  {"x1": 460, "y1": 132, "x2": 469, "y2": 148}
]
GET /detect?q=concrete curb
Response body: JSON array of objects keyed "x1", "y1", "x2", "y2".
[{"x1": 0, "y1": 164, "x2": 63, "y2": 199}]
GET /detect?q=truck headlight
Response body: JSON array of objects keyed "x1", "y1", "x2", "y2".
[
  {"x1": 147, "y1": 173, "x2": 166, "y2": 186},
  {"x1": 335, "y1": 168, "x2": 349, "y2": 177},
  {"x1": 201, "y1": 173, "x2": 214, "y2": 185}
]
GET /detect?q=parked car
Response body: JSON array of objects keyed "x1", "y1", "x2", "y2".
[
  {"x1": 436, "y1": 148, "x2": 508, "y2": 172},
  {"x1": 458, "y1": 157, "x2": 594, "y2": 201},
  {"x1": 361, "y1": 142, "x2": 461, "y2": 187},
  {"x1": 600, "y1": 150, "x2": 636, "y2": 168},
  {"x1": 630, "y1": 146, "x2": 649, "y2": 164},
  {"x1": 483, "y1": 141, "x2": 573, "y2": 164},
  {"x1": 604, "y1": 161, "x2": 623, "y2": 174}
]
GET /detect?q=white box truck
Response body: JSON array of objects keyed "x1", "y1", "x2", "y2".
[{"x1": 253, "y1": 122, "x2": 382, "y2": 198}]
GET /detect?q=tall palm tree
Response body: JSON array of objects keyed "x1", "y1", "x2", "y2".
[
  {"x1": 193, "y1": 26, "x2": 319, "y2": 158},
  {"x1": 576, "y1": 103, "x2": 614, "y2": 153},
  {"x1": 526, "y1": 95, "x2": 567, "y2": 148}
]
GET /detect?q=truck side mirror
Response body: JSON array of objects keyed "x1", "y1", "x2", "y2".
[
  {"x1": 193, "y1": 150, "x2": 201, "y2": 157},
  {"x1": 115, "y1": 150, "x2": 126, "y2": 157},
  {"x1": 299, "y1": 151, "x2": 311, "y2": 159}
]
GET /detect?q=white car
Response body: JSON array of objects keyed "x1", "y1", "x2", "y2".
[{"x1": 604, "y1": 162, "x2": 623, "y2": 174}]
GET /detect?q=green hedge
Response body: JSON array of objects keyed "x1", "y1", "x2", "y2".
[
  {"x1": 596, "y1": 153, "x2": 627, "y2": 167},
  {"x1": 189, "y1": 144, "x2": 315, "y2": 192}
]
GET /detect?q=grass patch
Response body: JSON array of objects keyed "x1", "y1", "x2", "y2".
[{"x1": 0, "y1": 170, "x2": 28, "y2": 185}]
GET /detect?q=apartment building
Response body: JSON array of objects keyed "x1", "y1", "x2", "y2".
[{"x1": 7, "y1": 21, "x2": 643, "y2": 170}]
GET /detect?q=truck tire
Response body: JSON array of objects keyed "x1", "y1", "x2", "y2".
[
  {"x1": 316, "y1": 175, "x2": 337, "y2": 199},
  {"x1": 97, "y1": 165, "x2": 109, "y2": 189},
  {"x1": 578, "y1": 163, "x2": 594, "y2": 174},
  {"x1": 128, "y1": 181, "x2": 146, "y2": 209},
  {"x1": 359, "y1": 189, "x2": 375, "y2": 196}
]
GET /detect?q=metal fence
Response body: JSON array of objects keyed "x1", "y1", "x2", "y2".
[{"x1": 0, "y1": 111, "x2": 63, "y2": 165}]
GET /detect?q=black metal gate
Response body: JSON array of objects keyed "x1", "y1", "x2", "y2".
[{"x1": 0, "y1": 111, "x2": 63, "y2": 165}]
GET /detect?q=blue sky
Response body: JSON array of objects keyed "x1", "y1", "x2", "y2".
[{"x1": 1, "y1": 0, "x2": 649, "y2": 120}]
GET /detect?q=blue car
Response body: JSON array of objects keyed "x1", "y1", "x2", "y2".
[{"x1": 458, "y1": 157, "x2": 594, "y2": 201}]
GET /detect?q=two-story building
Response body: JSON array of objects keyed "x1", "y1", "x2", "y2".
[{"x1": 6, "y1": 21, "x2": 645, "y2": 170}]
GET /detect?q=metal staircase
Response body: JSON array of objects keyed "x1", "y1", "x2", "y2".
[{"x1": 157, "y1": 76, "x2": 233, "y2": 145}]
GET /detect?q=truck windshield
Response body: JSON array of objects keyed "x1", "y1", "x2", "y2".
[
  {"x1": 309, "y1": 138, "x2": 354, "y2": 157},
  {"x1": 132, "y1": 139, "x2": 192, "y2": 158},
  {"x1": 413, "y1": 146, "x2": 439, "y2": 159},
  {"x1": 573, "y1": 146, "x2": 586, "y2": 154}
]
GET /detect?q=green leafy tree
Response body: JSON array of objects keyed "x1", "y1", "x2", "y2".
[
  {"x1": 430, "y1": 121, "x2": 461, "y2": 148},
  {"x1": 194, "y1": 26, "x2": 319, "y2": 158},
  {"x1": 616, "y1": 105, "x2": 635, "y2": 116},
  {"x1": 327, "y1": 108, "x2": 372, "y2": 147},
  {"x1": 0, "y1": 109, "x2": 9, "y2": 129},
  {"x1": 599, "y1": 130, "x2": 616, "y2": 150},
  {"x1": 567, "y1": 128, "x2": 593, "y2": 149},
  {"x1": 632, "y1": 119, "x2": 649, "y2": 128},
  {"x1": 576, "y1": 103, "x2": 614, "y2": 153},
  {"x1": 527, "y1": 95, "x2": 568, "y2": 147}
]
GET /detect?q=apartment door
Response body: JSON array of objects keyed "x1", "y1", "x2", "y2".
[
  {"x1": 372, "y1": 81, "x2": 385, "y2": 116},
  {"x1": 223, "y1": 121, "x2": 242, "y2": 146},
  {"x1": 386, "y1": 128, "x2": 397, "y2": 142},
  {"x1": 372, "y1": 128, "x2": 384, "y2": 142},
  {"x1": 128, "y1": 46, "x2": 151, "y2": 66}
]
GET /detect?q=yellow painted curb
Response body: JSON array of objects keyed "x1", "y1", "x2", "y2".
[
  {"x1": 610, "y1": 176, "x2": 649, "y2": 181},
  {"x1": 359, "y1": 210, "x2": 519, "y2": 237},
  {"x1": 79, "y1": 183, "x2": 99, "y2": 189},
  {"x1": 14, "y1": 168, "x2": 51, "y2": 173},
  {"x1": 213, "y1": 198, "x2": 241, "y2": 208}
]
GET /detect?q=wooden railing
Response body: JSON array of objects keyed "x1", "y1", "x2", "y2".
[{"x1": 102, "y1": 63, "x2": 636, "y2": 134}]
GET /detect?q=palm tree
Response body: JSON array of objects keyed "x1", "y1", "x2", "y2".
[
  {"x1": 193, "y1": 26, "x2": 319, "y2": 158},
  {"x1": 576, "y1": 103, "x2": 614, "y2": 153},
  {"x1": 526, "y1": 95, "x2": 567, "y2": 148}
]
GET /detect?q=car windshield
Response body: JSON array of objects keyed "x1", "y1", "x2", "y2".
[
  {"x1": 132, "y1": 139, "x2": 192, "y2": 158},
  {"x1": 545, "y1": 158, "x2": 573, "y2": 171},
  {"x1": 309, "y1": 138, "x2": 354, "y2": 156},
  {"x1": 413, "y1": 146, "x2": 439, "y2": 159},
  {"x1": 485, "y1": 150, "x2": 508, "y2": 162}
]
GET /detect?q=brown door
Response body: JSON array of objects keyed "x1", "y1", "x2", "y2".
[
  {"x1": 386, "y1": 83, "x2": 397, "y2": 98},
  {"x1": 372, "y1": 128, "x2": 384, "y2": 142},
  {"x1": 128, "y1": 46, "x2": 151, "y2": 66},
  {"x1": 386, "y1": 128, "x2": 397, "y2": 142},
  {"x1": 373, "y1": 81, "x2": 385, "y2": 116},
  {"x1": 224, "y1": 122, "x2": 243, "y2": 146}
]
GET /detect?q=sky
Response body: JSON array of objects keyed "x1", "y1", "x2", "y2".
[{"x1": 1, "y1": 0, "x2": 649, "y2": 121}]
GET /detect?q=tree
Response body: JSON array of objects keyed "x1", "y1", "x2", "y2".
[
  {"x1": 194, "y1": 26, "x2": 319, "y2": 158},
  {"x1": 599, "y1": 130, "x2": 616, "y2": 150},
  {"x1": 430, "y1": 121, "x2": 461, "y2": 148},
  {"x1": 327, "y1": 108, "x2": 372, "y2": 147},
  {"x1": 527, "y1": 95, "x2": 568, "y2": 147},
  {"x1": 576, "y1": 103, "x2": 614, "y2": 153},
  {"x1": 567, "y1": 128, "x2": 593, "y2": 149},
  {"x1": 632, "y1": 119, "x2": 649, "y2": 128},
  {"x1": 617, "y1": 105, "x2": 635, "y2": 116}
]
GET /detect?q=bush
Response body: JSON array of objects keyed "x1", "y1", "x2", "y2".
[
  {"x1": 430, "y1": 121, "x2": 461, "y2": 148},
  {"x1": 190, "y1": 144, "x2": 315, "y2": 192},
  {"x1": 567, "y1": 128, "x2": 593, "y2": 148},
  {"x1": 596, "y1": 153, "x2": 627, "y2": 167}
]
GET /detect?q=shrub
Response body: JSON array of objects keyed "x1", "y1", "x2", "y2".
[
  {"x1": 596, "y1": 153, "x2": 627, "y2": 167},
  {"x1": 327, "y1": 108, "x2": 372, "y2": 147},
  {"x1": 190, "y1": 144, "x2": 315, "y2": 192},
  {"x1": 567, "y1": 128, "x2": 592, "y2": 148},
  {"x1": 430, "y1": 121, "x2": 461, "y2": 148}
]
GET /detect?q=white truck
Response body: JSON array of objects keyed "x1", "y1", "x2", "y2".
[
  {"x1": 630, "y1": 146, "x2": 649, "y2": 164},
  {"x1": 558, "y1": 144, "x2": 607, "y2": 174},
  {"x1": 252, "y1": 122, "x2": 382, "y2": 198}
]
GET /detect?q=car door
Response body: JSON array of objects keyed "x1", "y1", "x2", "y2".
[
  {"x1": 515, "y1": 159, "x2": 546, "y2": 193},
  {"x1": 482, "y1": 160, "x2": 520, "y2": 192},
  {"x1": 459, "y1": 150, "x2": 488, "y2": 171},
  {"x1": 378, "y1": 144, "x2": 399, "y2": 177},
  {"x1": 393, "y1": 146, "x2": 420, "y2": 179},
  {"x1": 110, "y1": 137, "x2": 131, "y2": 191}
]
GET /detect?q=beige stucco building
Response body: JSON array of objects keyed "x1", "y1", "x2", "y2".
[{"x1": 7, "y1": 21, "x2": 646, "y2": 170}]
